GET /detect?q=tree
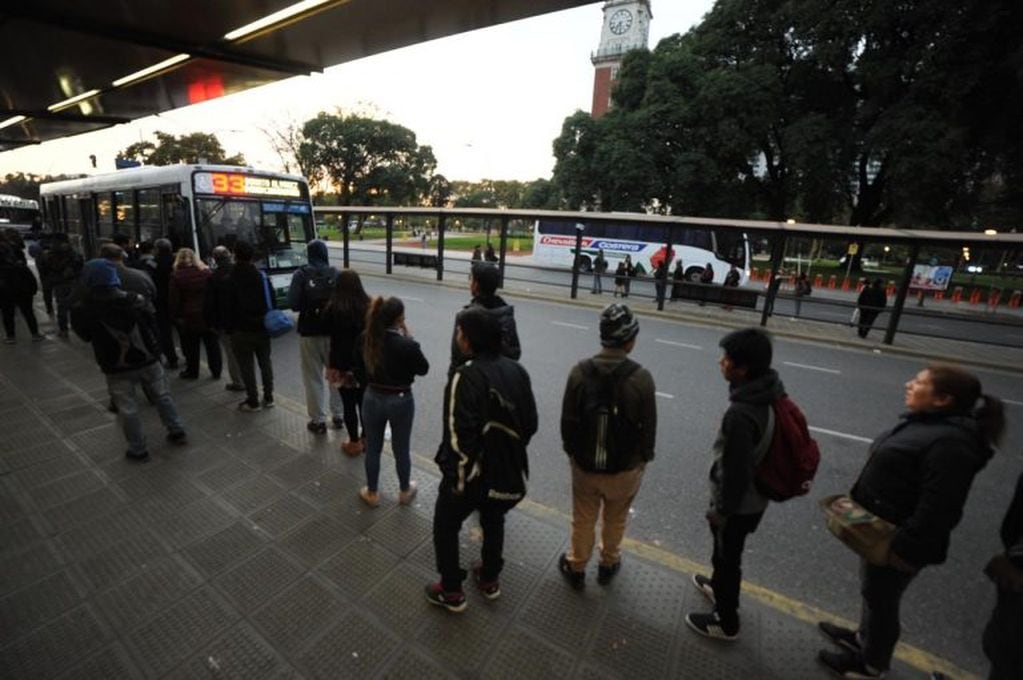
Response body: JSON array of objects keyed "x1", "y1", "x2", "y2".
[
  {"x1": 0, "y1": 172, "x2": 85, "y2": 202},
  {"x1": 297, "y1": 112, "x2": 437, "y2": 206},
  {"x1": 118, "y1": 132, "x2": 245, "y2": 166},
  {"x1": 426, "y1": 174, "x2": 452, "y2": 207}
]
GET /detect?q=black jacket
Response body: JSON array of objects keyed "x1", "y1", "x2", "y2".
[
  {"x1": 37, "y1": 242, "x2": 82, "y2": 287},
  {"x1": 354, "y1": 329, "x2": 429, "y2": 389},
  {"x1": 1001, "y1": 473, "x2": 1023, "y2": 569},
  {"x1": 857, "y1": 285, "x2": 887, "y2": 311},
  {"x1": 709, "y1": 370, "x2": 785, "y2": 516},
  {"x1": 435, "y1": 354, "x2": 538, "y2": 492},
  {"x1": 448, "y1": 294, "x2": 521, "y2": 376},
  {"x1": 851, "y1": 411, "x2": 993, "y2": 568},
  {"x1": 326, "y1": 303, "x2": 366, "y2": 371},
  {"x1": 0, "y1": 262, "x2": 38, "y2": 301},
  {"x1": 223, "y1": 262, "x2": 269, "y2": 334},
  {"x1": 204, "y1": 263, "x2": 235, "y2": 331},
  {"x1": 70, "y1": 288, "x2": 161, "y2": 374},
  {"x1": 153, "y1": 253, "x2": 174, "y2": 310}
]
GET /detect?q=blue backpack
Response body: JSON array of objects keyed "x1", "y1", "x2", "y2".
[{"x1": 261, "y1": 272, "x2": 295, "y2": 338}]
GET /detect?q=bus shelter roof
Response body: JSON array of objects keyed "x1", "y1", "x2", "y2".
[{"x1": 0, "y1": 0, "x2": 589, "y2": 152}]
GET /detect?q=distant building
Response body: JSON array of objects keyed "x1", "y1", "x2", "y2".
[{"x1": 591, "y1": 0, "x2": 652, "y2": 118}]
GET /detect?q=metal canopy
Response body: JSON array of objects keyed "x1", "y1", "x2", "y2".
[{"x1": 0, "y1": 0, "x2": 590, "y2": 152}]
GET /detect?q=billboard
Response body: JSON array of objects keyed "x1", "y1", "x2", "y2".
[{"x1": 910, "y1": 265, "x2": 954, "y2": 291}]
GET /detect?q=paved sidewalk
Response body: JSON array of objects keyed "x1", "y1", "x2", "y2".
[{"x1": 0, "y1": 311, "x2": 971, "y2": 678}]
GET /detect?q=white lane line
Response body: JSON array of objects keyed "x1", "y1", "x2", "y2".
[
  {"x1": 783, "y1": 361, "x2": 842, "y2": 375},
  {"x1": 655, "y1": 339, "x2": 703, "y2": 350},
  {"x1": 1004, "y1": 399, "x2": 1023, "y2": 407},
  {"x1": 403, "y1": 296, "x2": 424, "y2": 302},
  {"x1": 551, "y1": 321, "x2": 590, "y2": 330},
  {"x1": 809, "y1": 426, "x2": 873, "y2": 444},
  {"x1": 655, "y1": 392, "x2": 675, "y2": 399}
]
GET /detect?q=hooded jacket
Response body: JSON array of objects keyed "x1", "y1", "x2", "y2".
[
  {"x1": 709, "y1": 369, "x2": 785, "y2": 516},
  {"x1": 851, "y1": 411, "x2": 993, "y2": 568},
  {"x1": 448, "y1": 294, "x2": 521, "y2": 376},
  {"x1": 1001, "y1": 473, "x2": 1023, "y2": 569},
  {"x1": 71, "y1": 287, "x2": 160, "y2": 374},
  {"x1": 0, "y1": 261, "x2": 38, "y2": 301},
  {"x1": 169, "y1": 266, "x2": 211, "y2": 331},
  {"x1": 223, "y1": 261, "x2": 269, "y2": 334},
  {"x1": 287, "y1": 240, "x2": 338, "y2": 336},
  {"x1": 204, "y1": 261, "x2": 235, "y2": 331},
  {"x1": 37, "y1": 241, "x2": 83, "y2": 287}
]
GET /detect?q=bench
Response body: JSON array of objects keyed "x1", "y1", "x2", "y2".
[{"x1": 393, "y1": 251, "x2": 439, "y2": 268}]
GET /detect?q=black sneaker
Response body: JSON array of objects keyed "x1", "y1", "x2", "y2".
[
  {"x1": 817, "y1": 649, "x2": 884, "y2": 679},
  {"x1": 166, "y1": 430, "x2": 187, "y2": 445},
  {"x1": 307, "y1": 421, "x2": 327, "y2": 434},
  {"x1": 178, "y1": 371, "x2": 198, "y2": 380},
  {"x1": 332, "y1": 416, "x2": 344, "y2": 429},
  {"x1": 472, "y1": 563, "x2": 501, "y2": 600},
  {"x1": 225, "y1": 383, "x2": 246, "y2": 392},
  {"x1": 692, "y1": 573, "x2": 716, "y2": 605},
  {"x1": 558, "y1": 553, "x2": 585, "y2": 590},
  {"x1": 424, "y1": 583, "x2": 467, "y2": 613},
  {"x1": 819, "y1": 621, "x2": 862, "y2": 654},
  {"x1": 262, "y1": 397, "x2": 274, "y2": 409},
  {"x1": 685, "y1": 612, "x2": 738, "y2": 641},
  {"x1": 597, "y1": 561, "x2": 621, "y2": 585},
  {"x1": 125, "y1": 450, "x2": 150, "y2": 463}
]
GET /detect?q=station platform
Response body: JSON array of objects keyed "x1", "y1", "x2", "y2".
[{"x1": 0, "y1": 300, "x2": 972, "y2": 679}]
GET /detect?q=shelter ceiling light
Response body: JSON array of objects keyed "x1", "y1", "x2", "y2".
[
  {"x1": 113, "y1": 53, "x2": 191, "y2": 88},
  {"x1": 0, "y1": 115, "x2": 27, "y2": 130},
  {"x1": 224, "y1": 0, "x2": 335, "y2": 42},
  {"x1": 47, "y1": 89, "x2": 101, "y2": 113},
  {"x1": 984, "y1": 228, "x2": 998, "y2": 235}
]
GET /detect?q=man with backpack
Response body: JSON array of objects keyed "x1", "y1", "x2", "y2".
[
  {"x1": 558, "y1": 304, "x2": 656, "y2": 589},
  {"x1": 448, "y1": 261, "x2": 521, "y2": 378},
  {"x1": 287, "y1": 239, "x2": 343, "y2": 433},
  {"x1": 427, "y1": 308, "x2": 538, "y2": 612},
  {"x1": 37, "y1": 232, "x2": 82, "y2": 338}
]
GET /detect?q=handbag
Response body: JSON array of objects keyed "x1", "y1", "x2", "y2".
[
  {"x1": 819, "y1": 494, "x2": 896, "y2": 566},
  {"x1": 849, "y1": 307, "x2": 861, "y2": 326},
  {"x1": 261, "y1": 272, "x2": 295, "y2": 338}
]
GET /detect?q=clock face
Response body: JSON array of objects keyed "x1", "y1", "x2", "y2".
[{"x1": 609, "y1": 8, "x2": 633, "y2": 35}]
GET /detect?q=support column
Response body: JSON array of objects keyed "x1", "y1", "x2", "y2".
[
  {"x1": 341, "y1": 211, "x2": 350, "y2": 269},
  {"x1": 498, "y1": 215, "x2": 509, "y2": 288},
  {"x1": 759, "y1": 234, "x2": 787, "y2": 327},
  {"x1": 570, "y1": 223, "x2": 584, "y2": 300},
  {"x1": 883, "y1": 242, "x2": 920, "y2": 345},
  {"x1": 385, "y1": 213, "x2": 393, "y2": 275},
  {"x1": 436, "y1": 215, "x2": 446, "y2": 281}
]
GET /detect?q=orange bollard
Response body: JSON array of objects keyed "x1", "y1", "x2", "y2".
[
  {"x1": 813, "y1": 274, "x2": 823, "y2": 288},
  {"x1": 827, "y1": 275, "x2": 837, "y2": 289},
  {"x1": 841, "y1": 278, "x2": 851, "y2": 292},
  {"x1": 886, "y1": 282, "x2": 896, "y2": 296},
  {"x1": 951, "y1": 286, "x2": 963, "y2": 303},
  {"x1": 988, "y1": 289, "x2": 1002, "y2": 309},
  {"x1": 933, "y1": 290, "x2": 944, "y2": 301},
  {"x1": 968, "y1": 288, "x2": 983, "y2": 304},
  {"x1": 856, "y1": 279, "x2": 866, "y2": 293},
  {"x1": 1009, "y1": 290, "x2": 1022, "y2": 309}
]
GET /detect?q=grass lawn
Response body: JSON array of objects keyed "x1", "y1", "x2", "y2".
[{"x1": 315, "y1": 227, "x2": 534, "y2": 254}]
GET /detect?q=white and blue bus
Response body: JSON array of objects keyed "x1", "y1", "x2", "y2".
[
  {"x1": 532, "y1": 218, "x2": 751, "y2": 284},
  {"x1": 0, "y1": 194, "x2": 41, "y2": 234}
]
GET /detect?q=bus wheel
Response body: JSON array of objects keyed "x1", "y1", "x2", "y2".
[
  {"x1": 685, "y1": 267, "x2": 704, "y2": 282},
  {"x1": 578, "y1": 255, "x2": 592, "y2": 273}
]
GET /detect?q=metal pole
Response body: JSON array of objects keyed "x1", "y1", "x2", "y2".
[
  {"x1": 385, "y1": 213, "x2": 393, "y2": 275},
  {"x1": 498, "y1": 215, "x2": 509, "y2": 288},
  {"x1": 883, "y1": 242, "x2": 920, "y2": 345},
  {"x1": 436, "y1": 214, "x2": 446, "y2": 281},
  {"x1": 760, "y1": 234, "x2": 787, "y2": 327},
  {"x1": 341, "y1": 211, "x2": 350, "y2": 269},
  {"x1": 657, "y1": 229, "x2": 674, "y2": 311},
  {"x1": 570, "y1": 223, "x2": 583, "y2": 299}
]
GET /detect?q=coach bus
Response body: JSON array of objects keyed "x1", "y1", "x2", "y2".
[
  {"x1": 0, "y1": 194, "x2": 42, "y2": 234},
  {"x1": 532, "y1": 218, "x2": 751, "y2": 284},
  {"x1": 40, "y1": 165, "x2": 316, "y2": 303}
]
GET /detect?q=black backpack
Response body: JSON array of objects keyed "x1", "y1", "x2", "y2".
[
  {"x1": 573, "y1": 358, "x2": 642, "y2": 473},
  {"x1": 300, "y1": 266, "x2": 337, "y2": 326},
  {"x1": 480, "y1": 385, "x2": 530, "y2": 507}
]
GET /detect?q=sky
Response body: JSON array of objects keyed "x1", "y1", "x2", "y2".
[{"x1": 0, "y1": 1, "x2": 714, "y2": 183}]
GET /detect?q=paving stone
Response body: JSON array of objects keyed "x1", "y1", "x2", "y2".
[
  {"x1": 194, "y1": 456, "x2": 258, "y2": 492},
  {"x1": 0, "y1": 570, "x2": 83, "y2": 641},
  {"x1": 669, "y1": 630, "x2": 760, "y2": 679},
  {"x1": 0, "y1": 605, "x2": 109, "y2": 680},
  {"x1": 94, "y1": 556, "x2": 203, "y2": 631},
  {"x1": 0, "y1": 405, "x2": 35, "y2": 426},
  {"x1": 590, "y1": 611, "x2": 674, "y2": 678},
  {"x1": 249, "y1": 494, "x2": 318, "y2": 537},
  {"x1": 301, "y1": 611, "x2": 396, "y2": 679},
  {"x1": 318, "y1": 535, "x2": 400, "y2": 599},
  {"x1": 0, "y1": 440, "x2": 69, "y2": 475},
  {"x1": 149, "y1": 497, "x2": 237, "y2": 549},
  {"x1": 295, "y1": 470, "x2": 363, "y2": 509},
  {"x1": 417, "y1": 599, "x2": 506, "y2": 674},
  {"x1": 127, "y1": 589, "x2": 238, "y2": 677},
  {"x1": 183, "y1": 521, "x2": 267, "y2": 577},
  {"x1": 58, "y1": 511, "x2": 152, "y2": 561},
  {"x1": 363, "y1": 562, "x2": 437, "y2": 637},
  {"x1": 55, "y1": 643, "x2": 142, "y2": 680},
  {"x1": 69, "y1": 425, "x2": 123, "y2": 464},
  {"x1": 260, "y1": 415, "x2": 319, "y2": 451},
  {"x1": 0, "y1": 516, "x2": 43, "y2": 553},
  {"x1": 6, "y1": 451, "x2": 87, "y2": 490},
  {"x1": 378, "y1": 648, "x2": 455, "y2": 680},
  {"x1": 519, "y1": 576, "x2": 606, "y2": 653},
  {"x1": 3, "y1": 427, "x2": 60, "y2": 452},
  {"x1": 158, "y1": 446, "x2": 227, "y2": 477},
  {"x1": 252, "y1": 576, "x2": 347, "y2": 656},
  {"x1": 215, "y1": 547, "x2": 306, "y2": 613},
  {"x1": 756, "y1": 609, "x2": 828, "y2": 679},
  {"x1": 76, "y1": 530, "x2": 170, "y2": 591},
  {"x1": 221, "y1": 475, "x2": 288, "y2": 514},
  {"x1": 280, "y1": 514, "x2": 355, "y2": 567},
  {"x1": 364, "y1": 505, "x2": 433, "y2": 557},
  {"x1": 28, "y1": 470, "x2": 105, "y2": 510},
  {"x1": 603, "y1": 558, "x2": 686, "y2": 626},
  {"x1": 324, "y1": 493, "x2": 394, "y2": 534},
  {"x1": 42, "y1": 487, "x2": 126, "y2": 532},
  {"x1": 167, "y1": 622, "x2": 295, "y2": 680},
  {"x1": 0, "y1": 490, "x2": 27, "y2": 523},
  {"x1": 0, "y1": 540, "x2": 63, "y2": 597},
  {"x1": 116, "y1": 470, "x2": 205, "y2": 507},
  {"x1": 502, "y1": 512, "x2": 568, "y2": 570},
  {"x1": 481, "y1": 627, "x2": 576, "y2": 680},
  {"x1": 269, "y1": 454, "x2": 328, "y2": 489},
  {"x1": 233, "y1": 439, "x2": 299, "y2": 471}
]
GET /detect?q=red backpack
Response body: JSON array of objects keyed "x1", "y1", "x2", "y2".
[{"x1": 755, "y1": 396, "x2": 821, "y2": 501}]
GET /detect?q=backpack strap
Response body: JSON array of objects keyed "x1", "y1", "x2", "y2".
[{"x1": 753, "y1": 403, "x2": 776, "y2": 466}]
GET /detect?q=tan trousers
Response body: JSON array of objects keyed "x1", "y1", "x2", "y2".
[{"x1": 566, "y1": 460, "x2": 645, "y2": 570}]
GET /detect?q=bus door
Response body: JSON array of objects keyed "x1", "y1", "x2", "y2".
[
  {"x1": 78, "y1": 196, "x2": 96, "y2": 257},
  {"x1": 161, "y1": 191, "x2": 191, "y2": 251}
]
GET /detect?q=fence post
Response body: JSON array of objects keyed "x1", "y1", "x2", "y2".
[
  {"x1": 759, "y1": 234, "x2": 787, "y2": 326},
  {"x1": 341, "y1": 211, "x2": 350, "y2": 269},
  {"x1": 436, "y1": 214, "x2": 446, "y2": 281},
  {"x1": 385, "y1": 213, "x2": 393, "y2": 275},
  {"x1": 498, "y1": 215, "x2": 509, "y2": 288},
  {"x1": 883, "y1": 242, "x2": 920, "y2": 345},
  {"x1": 570, "y1": 223, "x2": 583, "y2": 300}
]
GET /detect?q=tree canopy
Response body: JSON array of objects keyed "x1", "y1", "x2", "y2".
[{"x1": 118, "y1": 132, "x2": 245, "y2": 166}]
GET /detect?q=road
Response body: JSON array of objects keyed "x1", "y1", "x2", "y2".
[{"x1": 265, "y1": 258, "x2": 1023, "y2": 676}]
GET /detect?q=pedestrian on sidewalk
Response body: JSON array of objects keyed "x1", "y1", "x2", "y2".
[
  {"x1": 36, "y1": 232, "x2": 81, "y2": 338},
  {"x1": 722, "y1": 264, "x2": 741, "y2": 311},
  {"x1": 152, "y1": 239, "x2": 180, "y2": 369},
  {"x1": 671, "y1": 260, "x2": 685, "y2": 302},
  {"x1": 471, "y1": 244, "x2": 482, "y2": 261},
  {"x1": 448, "y1": 262, "x2": 521, "y2": 378},
  {"x1": 100, "y1": 244, "x2": 155, "y2": 303},
  {"x1": 981, "y1": 470, "x2": 1023, "y2": 679},
  {"x1": 558, "y1": 304, "x2": 656, "y2": 590},
  {"x1": 0, "y1": 243, "x2": 45, "y2": 343},
  {"x1": 204, "y1": 246, "x2": 246, "y2": 392},
  {"x1": 426, "y1": 308, "x2": 538, "y2": 612},
  {"x1": 794, "y1": 272, "x2": 811, "y2": 318},
  {"x1": 856, "y1": 278, "x2": 887, "y2": 338},
  {"x1": 613, "y1": 261, "x2": 627, "y2": 298},
  {"x1": 686, "y1": 328, "x2": 782, "y2": 641},
  {"x1": 698, "y1": 262, "x2": 715, "y2": 307},
  {"x1": 70, "y1": 259, "x2": 186, "y2": 461},
  {"x1": 817, "y1": 365, "x2": 1003, "y2": 678},
  {"x1": 654, "y1": 258, "x2": 668, "y2": 305},
  {"x1": 623, "y1": 255, "x2": 634, "y2": 297},
  {"x1": 32, "y1": 235, "x2": 56, "y2": 316},
  {"x1": 485, "y1": 243, "x2": 498, "y2": 262},
  {"x1": 225, "y1": 240, "x2": 275, "y2": 412},
  {"x1": 169, "y1": 248, "x2": 221, "y2": 380},
  {"x1": 287, "y1": 240, "x2": 344, "y2": 434},
  {"x1": 591, "y1": 248, "x2": 607, "y2": 294},
  {"x1": 325, "y1": 269, "x2": 371, "y2": 456},
  {"x1": 353, "y1": 296, "x2": 429, "y2": 508}
]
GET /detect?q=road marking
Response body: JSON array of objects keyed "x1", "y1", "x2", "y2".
[
  {"x1": 654, "y1": 339, "x2": 703, "y2": 350},
  {"x1": 1004, "y1": 399, "x2": 1023, "y2": 407},
  {"x1": 655, "y1": 392, "x2": 675, "y2": 399},
  {"x1": 783, "y1": 361, "x2": 841, "y2": 375},
  {"x1": 551, "y1": 321, "x2": 589, "y2": 330},
  {"x1": 808, "y1": 426, "x2": 873, "y2": 444},
  {"x1": 402, "y1": 296, "x2": 424, "y2": 302}
]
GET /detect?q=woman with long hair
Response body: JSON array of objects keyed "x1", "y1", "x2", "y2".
[
  {"x1": 169, "y1": 247, "x2": 221, "y2": 380},
  {"x1": 353, "y1": 296, "x2": 429, "y2": 507},
  {"x1": 325, "y1": 269, "x2": 371, "y2": 456},
  {"x1": 818, "y1": 365, "x2": 1006, "y2": 678}
]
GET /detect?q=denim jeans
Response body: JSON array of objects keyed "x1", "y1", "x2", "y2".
[
  {"x1": 231, "y1": 331, "x2": 273, "y2": 406},
  {"x1": 106, "y1": 362, "x2": 184, "y2": 456},
  {"x1": 362, "y1": 388, "x2": 414, "y2": 492},
  {"x1": 299, "y1": 335, "x2": 343, "y2": 424}
]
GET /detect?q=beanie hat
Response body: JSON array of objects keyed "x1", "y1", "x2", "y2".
[
  {"x1": 82, "y1": 259, "x2": 122, "y2": 289},
  {"x1": 599, "y1": 303, "x2": 639, "y2": 347}
]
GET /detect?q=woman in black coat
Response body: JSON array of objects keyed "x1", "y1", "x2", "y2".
[
  {"x1": 325, "y1": 269, "x2": 371, "y2": 456},
  {"x1": 817, "y1": 365, "x2": 1006, "y2": 678},
  {"x1": 0, "y1": 244, "x2": 43, "y2": 343}
]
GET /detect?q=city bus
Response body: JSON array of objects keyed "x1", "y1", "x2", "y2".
[
  {"x1": 0, "y1": 194, "x2": 42, "y2": 234},
  {"x1": 532, "y1": 218, "x2": 751, "y2": 284},
  {"x1": 40, "y1": 165, "x2": 316, "y2": 304}
]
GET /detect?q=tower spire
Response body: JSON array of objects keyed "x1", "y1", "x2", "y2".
[{"x1": 591, "y1": 1, "x2": 652, "y2": 117}]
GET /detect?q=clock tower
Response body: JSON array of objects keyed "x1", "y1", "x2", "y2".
[{"x1": 591, "y1": 0, "x2": 652, "y2": 118}]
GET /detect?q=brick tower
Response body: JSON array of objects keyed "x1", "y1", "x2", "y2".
[{"x1": 591, "y1": 0, "x2": 652, "y2": 118}]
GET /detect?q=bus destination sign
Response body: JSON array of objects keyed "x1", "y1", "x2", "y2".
[{"x1": 194, "y1": 172, "x2": 301, "y2": 198}]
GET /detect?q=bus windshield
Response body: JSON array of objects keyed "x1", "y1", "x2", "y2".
[{"x1": 196, "y1": 197, "x2": 312, "y2": 269}]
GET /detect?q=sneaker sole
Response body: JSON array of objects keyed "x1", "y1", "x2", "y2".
[
  {"x1": 684, "y1": 614, "x2": 738, "y2": 641},
  {"x1": 817, "y1": 652, "x2": 883, "y2": 680},
  {"x1": 818, "y1": 624, "x2": 862, "y2": 654},
  {"x1": 425, "y1": 592, "x2": 467, "y2": 613},
  {"x1": 691, "y1": 574, "x2": 716, "y2": 605}
]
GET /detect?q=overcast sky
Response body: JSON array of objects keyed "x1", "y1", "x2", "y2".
[{"x1": 0, "y1": 1, "x2": 714, "y2": 183}]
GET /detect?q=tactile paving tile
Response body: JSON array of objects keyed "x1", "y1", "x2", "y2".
[
  {"x1": 0, "y1": 405, "x2": 35, "y2": 426},
  {"x1": 249, "y1": 494, "x2": 318, "y2": 537},
  {"x1": 76, "y1": 530, "x2": 169, "y2": 591},
  {"x1": 214, "y1": 547, "x2": 305, "y2": 613},
  {"x1": 68, "y1": 425, "x2": 123, "y2": 464},
  {"x1": 0, "y1": 605, "x2": 109, "y2": 680},
  {"x1": 58, "y1": 510, "x2": 151, "y2": 561},
  {"x1": 259, "y1": 415, "x2": 319, "y2": 450},
  {"x1": 480, "y1": 626, "x2": 576, "y2": 680},
  {"x1": 166, "y1": 622, "x2": 294, "y2": 680},
  {"x1": 42, "y1": 487, "x2": 126, "y2": 532},
  {"x1": 183, "y1": 521, "x2": 267, "y2": 577},
  {"x1": 501, "y1": 512, "x2": 568, "y2": 570},
  {"x1": 222, "y1": 475, "x2": 289, "y2": 514},
  {"x1": 28, "y1": 470, "x2": 105, "y2": 510},
  {"x1": 0, "y1": 439, "x2": 69, "y2": 473},
  {"x1": 3, "y1": 427, "x2": 60, "y2": 452},
  {"x1": 602, "y1": 559, "x2": 686, "y2": 627},
  {"x1": 363, "y1": 562, "x2": 438, "y2": 637},
  {"x1": 589, "y1": 611, "x2": 674, "y2": 677},
  {"x1": 377, "y1": 648, "x2": 455, "y2": 680},
  {"x1": 519, "y1": 577, "x2": 606, "y2": 652},
  {"x1": 193, "y1": 456, "x2": 258, "y2": 492},
  {"x1": 669, "y1": 630, "x2": 760, "y2": 680},
  {"x1": 280, "y1": 515, "x2": 355, "y2": 567},
  {"x1": 7, "y1": 452, "x2": 87, "y2": 490},
  {"x1": 295, "y1": 470, "x2": 362, "y2": 509},
  {"x1": 0, "y1": 517, "x2": 43, "y2": 553},
  {"x1": 150, "y1": 498, "x2": 237, "y2": 549},
  {"x1": 753, "y1": 609, "x2": 825, "y2": 679},
  {"x1": 0, "y1": 540, "x2": 63, "y2": 597},
  {"x1": 0, "y1": 570, "x2": 83, "y2": 641},
  {"x1": 416, "y1": 600, "x2": 507, "y2": 674},
  {"x1": 55, "y1": 643, "x2": 142, "y2": 680},
  {"x1": 94, "y1": 556, "x2": 203, "y2": 631},
  {"x1": 126, "y1": 589, "x2": 238, "y2": 677},
  {"x1": 158, "y1": 446, "x2": 226, "y2": 477},
  {"x1": 317, "y1": 535, "x2": 400, "y2": 599},
  {"x1": 324, "y1": 493, "x2": 396, "y2": 534},
  {"x1": 0, "y1": 492, "x2": 27, "y2": 523},
  {"x1": 233, "y1": 439, "x2": 301, "y2": 471},
  {"x1": 252, "y1": 576, "x2": 346, "y2": 656},
  {"x1": 300, "y1": 611, "x2": 396, "y2": 679},
  {"x1": 269, "y1": 454, "x2": 329, "y2": 489},
  {"x1": 364, "y1": 506, "x2": 433, "y2": 557}
]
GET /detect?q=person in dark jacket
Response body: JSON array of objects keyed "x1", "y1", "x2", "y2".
[
  {"x1": 591, "y1": 248, "x2": 607, "y2": 294},
  {"x1": 0, "y1": 245, "x2": 44, "y2": 343},
  {"x1": 71, "y1": 259, "x2": 186, "y2": 461},
  {"x1": 670, "y1": 260, "x2": 685, "y2": 301},
  {"x1": 325, "y1": 269, "x2": 371, "y2": 456},
  {"x1": 653, "y1": 258, "x2": 669, "y2": 304},
  {"x1": 614, "y1": 261, "x2": 628, "y2": 298},
  {"x1": 484, "y1": 243, "x2": 498, "y2": 262},
  {"x1": 36, "y1": 232, "x2": 81, "y2": 337},
  {"x1": 558, "y1": 304, "x2": 656, "y2": 590},
  {"x1": 982, "y1": 471, "x2": 1023, "y2": 679},
  {"x1": 698, "y1": 262, "x2": 716, "y2": 307},
  {"x1": 817, "y1": 365, "x2": 1004, "y2": 678},
  {"x1": 226, "y1": 240, "x2": 274, "y2": 411},
  {"x1": 856, "y1": 278, "x2": 888, "y2": 338},
  {"x1": 687, "y1": 327, "x2": 783, "y2": 641},
  {"x1": 204, "y1": 246, "x2": 245, "y2": 391},
  {"x1": 287, "y1": 240, "x2": 343, "y2": 434},
  {"x1": 448, "y1": 262, "x2": 521, "y2": 377},
  {"x1": 100, "y1": 243, "x2": 155, "y2": 302},
  {"x1": 152, "y1": 239, "x2": 179, "y2": 368},
  {"x1": 353, "y1": 296, "x2": 429, "y2": 507},
  {"x1": 32, "y1": 235, "x2": 56, "y2": 316},
  {"x1": 426, "y1": 307, "x2": 538, "y2": 612},
  {"x1": 169, "y1": 247, "x2": 221, "y2": 380},
  {"x1": 623, "y1": 255, "x2": 634, "y2": 297}
]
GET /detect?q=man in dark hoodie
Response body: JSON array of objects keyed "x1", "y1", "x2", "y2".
[
  {"x1": 71, "y1": 259, "x2": 186, "y2": 461},
  {"x1": 287, "y1": 240, "x2": 344, "y2": 433},
  {"x1": 448, "y1": 262, "x2": 521, "y2": 378},
  {"x1": 856, "y1": 278, "x2": 888, "y2": 338},
  {"x1": 37, "y1": 232, "x2": 82, "y2": 338},
  {"x1": 686, "y1": 327, "x2": 783, "y2": 641},
  {"x1": 204, "y1": 246, "x2": 245, "y2": 392},
  {"x1": 225, "y1": 240, "x2": 274, "y2": 411},
  {"x1": 152, "y1": 238, "x2": 179, "y2": 368},
  {"x1": 983, "y1": 471, "x2": 1023, "y2": 679}
]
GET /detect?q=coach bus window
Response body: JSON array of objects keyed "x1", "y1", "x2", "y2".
[
  {"x1": 96, "y1": 193, "x2": 114, "y2": 240},
  {"x1": 138, "y1": 188, "x2": 161, "y2": 244},
  {"x1": 44, "y1": 197, "x2": 60, "y2": 231}
]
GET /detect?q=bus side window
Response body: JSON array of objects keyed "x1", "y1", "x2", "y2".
[
  {"x1": 96, "y1": 192, "x2": 114, "y2": 242},
  {"x1": 138, "y1": 188, "x2": 161, "y2": 244},
  {"x1": 162, "y1": 193, "x2": 190, "y2": 251}
]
